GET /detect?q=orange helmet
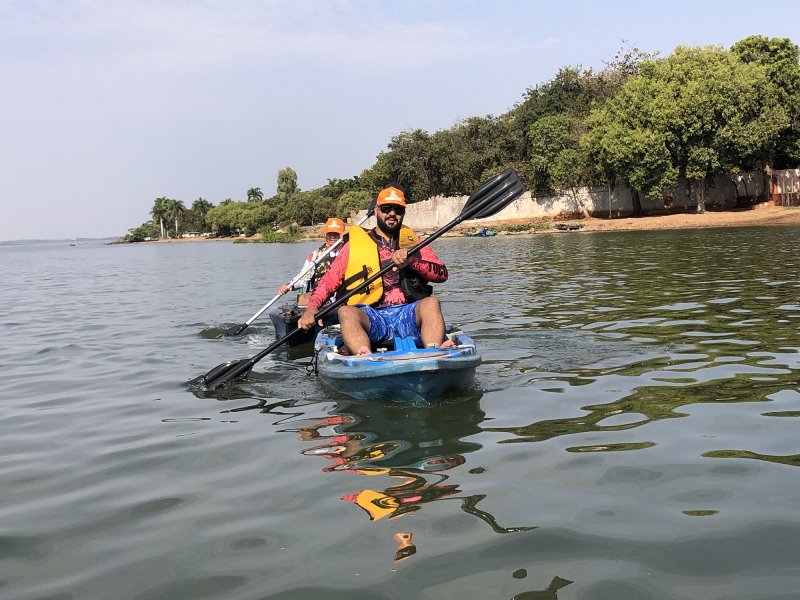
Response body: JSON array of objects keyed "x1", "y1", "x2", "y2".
[{"x1": 324, "y1": 217, "x2": 345, "y2": 235}]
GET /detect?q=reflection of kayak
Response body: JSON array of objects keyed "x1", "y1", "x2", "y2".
[{"x1": 313, "y1": 325, "x2": 481, "y2": 402}]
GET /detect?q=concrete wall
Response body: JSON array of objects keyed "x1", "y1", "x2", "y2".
[{"x1": 353, "y1": 170, "x2": 768, "y2": 231}]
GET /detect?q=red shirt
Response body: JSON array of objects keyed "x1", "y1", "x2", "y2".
[{"x1": 308, "y1": 229, "x2": 447, "y2": 310}]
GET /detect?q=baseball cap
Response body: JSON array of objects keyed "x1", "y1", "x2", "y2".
[
  {"x1": 376, "y1": 187, "x2": 406, "y2": 207},
  {"x1": 324, "y1": 217, "x2": 345, "y2": 235}
]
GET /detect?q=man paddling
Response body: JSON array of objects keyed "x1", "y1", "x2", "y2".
[
  {"x1": 278, "y1": 216, "x2": 346, "y2": 303},
  {"x1": 298, "y1": 186, "x2": 452, "y2": 355}
]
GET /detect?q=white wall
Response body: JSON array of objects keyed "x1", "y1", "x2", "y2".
[{"x1": 354, "y1": 170, "x2": 767, "y2": 230}]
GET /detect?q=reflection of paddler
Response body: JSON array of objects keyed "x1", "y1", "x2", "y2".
[
  {"x1": 341, "y1": 489, "x2": 402, "y2": 521},
  {"x1": 302, "y1": 438, "x2": 396, "y2": 474},
  {"x1": 393, "y1": 532, "x2": 416, "y2": 562},
  {"x1": 341, "y1": 472, "x2": 459, "y2": 521}
]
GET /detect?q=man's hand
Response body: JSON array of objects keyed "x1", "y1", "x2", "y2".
[
  {"x1": 298, "y1": 306, "x2": 320, "y2": 330},
  {"x1": 278, "y1": 283, "x2": 290, "y2": 295},
  {"x1": 391, "y1": 249, "x2": 411, "y2": 269}
]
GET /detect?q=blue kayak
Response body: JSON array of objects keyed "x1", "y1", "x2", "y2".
[{"x1": 313, "y1": 325, "x2": 481, "y2": 402}]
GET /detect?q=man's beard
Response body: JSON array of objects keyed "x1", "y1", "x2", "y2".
[{"x1": 377, "y1": 217, "x2": 401, "y2": 236}]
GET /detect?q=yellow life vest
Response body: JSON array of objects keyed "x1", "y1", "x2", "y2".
[{"x1": 342, "y1": 225, "x2": 419, "y2": 305}]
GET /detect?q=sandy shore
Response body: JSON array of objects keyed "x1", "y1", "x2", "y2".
[
  {"x1": 561, "y1": 205, "x2": 800, "y2": 233},
  {"x1": 140, "y1": 205, "x2": 800, "y2": 244}
]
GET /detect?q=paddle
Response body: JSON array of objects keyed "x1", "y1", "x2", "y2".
[
  {"x1": 203, "y1": 168, "x2": 524, "y2": 390},
  {"x1": 221, "y1": 198, "x2": 378, "y2": 337}
]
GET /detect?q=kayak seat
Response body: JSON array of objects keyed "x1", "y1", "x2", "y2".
[{"x1": 393, "y1": 337, "x2": 420, "y2": 353}]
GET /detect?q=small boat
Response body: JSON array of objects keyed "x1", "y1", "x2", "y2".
[
  {"x1": 465, "y1": 227, "x2": 496, "y2": 237},
  {"x1": 313, "y1": 325, "x2": 482, "y2": 402},
  {"x1": 554, "y1": 223, "x2": 584, "y2": 231}
]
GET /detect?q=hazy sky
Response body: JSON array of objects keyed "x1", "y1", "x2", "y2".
[{"x1": 2, "y1": 0, "x2": 797, "y2": 240}]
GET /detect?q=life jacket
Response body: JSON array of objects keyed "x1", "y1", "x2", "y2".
[
  {"x1": 340, "y1": 226, "x2": 433, "y2": 306},
  {"x1": 307, "y1": 244, "x2": 337, "y2": 291}
]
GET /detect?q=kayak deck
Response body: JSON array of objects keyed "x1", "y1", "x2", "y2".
[{"x1": 314, "y1": 326, "x2": 481, "y2": 402}]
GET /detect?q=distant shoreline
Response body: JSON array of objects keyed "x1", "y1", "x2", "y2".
[{"x1": 122, "y1": 205, "x2": 800, "y2": 245}]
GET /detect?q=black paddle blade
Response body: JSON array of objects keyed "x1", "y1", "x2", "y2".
[
  {"x1": 469, "y1": 180, "x2": 525, "y2": 220},
  {"x1": 462, "y1": 168, "x2": 517, "y2": 212},
  {"x1": 222, "y1": 323, "x2": 248, "y2": 337},
  {"x1": 203, "y1": 358, "x2": 255, "y2": 390}
]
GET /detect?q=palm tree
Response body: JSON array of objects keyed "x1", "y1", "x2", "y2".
[
  {"x1": 150, "y1": 197, "x2": 170, "y2": 238},
  {"x1": 167, "y1": 199, "x2": 186, "y2": 236},
  {"x1": 191, "y1": 198, "x2": 213, "y2": 215},
  {"x1": 247, "y1": 187, "x2": 263, "y2": 202},
  {"x1": 191, "y1": 198, "x2": 214, "y2": 233}
]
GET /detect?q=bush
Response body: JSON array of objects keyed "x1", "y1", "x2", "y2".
[
  {"x1": 125, "y1": 222, "x2": 160, "y2": 242},
  {"x1": 251, "y1": 226, "x2": 301, "y2": 243}
]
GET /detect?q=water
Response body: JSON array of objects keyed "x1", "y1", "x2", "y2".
[{"x1": 2, "y1": 229, "x2": 800, "y2": 599}]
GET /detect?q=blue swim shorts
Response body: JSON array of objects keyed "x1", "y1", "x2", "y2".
[{"x1": 357, "y1": 301, "x2": 422, "y2": 345}]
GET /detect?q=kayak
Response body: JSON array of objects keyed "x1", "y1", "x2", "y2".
[
  {"x1": 269, "y1": 302, "x2": 316, "y2": 346},
  {"x1": 465, "y1": 228, "x2": 496, "y2": 237},
  {"x1": 313, "y1": 325, "x2": 482, "y2": 402}
]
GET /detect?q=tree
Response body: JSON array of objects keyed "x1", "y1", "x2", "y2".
[
  {"x1": 191, "y1": 197, "x2": 213, "y2": 215},
  {"x1": 150, "y1": 197, "x2": 170, "y2": 238},
  {"x1": 246, "y1": 187, "x2": 263, "y2": 202},
  {"x1": 127, "y1": 221, "x2": 160, "y2": 242},
  {"x1": 731, "y1": 35, "x2": 800, "y2": 167},
  {"x1": 585, "y1": 45, "x2": 787, "y2": 212},
  {"x1": 181, "y1": 198, "x2": 214, "y2": 232},
  {"x1": 381, "y1": 129, "x2": 435, "y2": 202},
  {"x1": 276, "y1": 167, "x2": 298, "y2": 202},
  {"x1": 166, "y1": 199, "x2": 186, "y2": 236},
  {"x1": 282, "y1": 189, "x2": 336, "y2": 226},
  {"x1": 335, "y1": 190, "x2": 372, "y2": 220},
  {"x1": 528, "y1": 115, "x2": 577, "y2": 191}
]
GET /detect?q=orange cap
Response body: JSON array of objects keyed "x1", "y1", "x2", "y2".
[
  {"x1": 376, "y1": 187, "x2": 406, "y2": 207},
  {"x1": 324, "y1": 217, "x2": 345, "y2": 235}
]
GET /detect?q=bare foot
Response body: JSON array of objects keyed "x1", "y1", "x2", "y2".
[
  {"x1": 356, "y1": 346, "x2": 371, "y2": 355},
  {"x1": 440, "y1": 339, "x2": 455, "y2": 349}
]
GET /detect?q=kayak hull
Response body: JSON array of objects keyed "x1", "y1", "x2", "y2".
[
  {"x1": 269, "y1": 302, "x2": 315, "y2": 346},
  {"x1": 314, "y1": 326, "x2": 481, "y2": 402}
]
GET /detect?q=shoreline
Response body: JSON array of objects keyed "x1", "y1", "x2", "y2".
[{"x1": 134, "y1": 205, "x2": 800, "y2": 244}]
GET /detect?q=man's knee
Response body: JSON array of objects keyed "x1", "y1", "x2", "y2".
[
  {"x1": 416, "y1": 296, "x2": 442, "y2": 316},
  {"x1": 338, "y1": 305, "x2": 361, "y2": 322}
]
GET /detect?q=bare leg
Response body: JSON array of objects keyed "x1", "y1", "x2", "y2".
[
  {"x1": 415, "y1": 296, "x2": 450, "y2": 347},
  {"x1": 337, "y1": 305, "x2": 372, "y2": 355}
]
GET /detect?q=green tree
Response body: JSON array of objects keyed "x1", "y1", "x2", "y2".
[
  {"x1": 246, "y1": 187, "x2": 263, "y2": 202},
  {"x1": 126, "y1": 221, "x2": 160, "y2": 242},
  {"x1": 585, "y1": 45, "x2": 787, "y2": 212},
  {"x1": 380, "y1": 129, "x2": 434, "y2": 202},
  {"x1": 182, "y1": 198, "x2": 214, "y2": 232},
  {"x1": 731, "y1": 35, "x2": 800, "y2": 167},
  {"x1": 276, "y1": 167, "x2": 299, "y2": 202},
  {"x1": 166, "y1": 199, "x2": 186, "y2": 236},
  {"x1": 282, "y1": 189, "x2": 336, "y2": 226},
  {"x1": 335, "y1": 190, "x2": 372, "y2": 220},
  {"x1": 150, "y1": 197, "x2": 170, "y2": 238}
]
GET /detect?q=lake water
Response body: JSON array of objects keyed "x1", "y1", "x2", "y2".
[{"x1": 2, "y1": 228, "x2": 800, "y2": 600}]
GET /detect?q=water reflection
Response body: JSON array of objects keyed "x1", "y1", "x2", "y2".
[{"x1": 284, "y1": 395, "x2": 534, "y2": 562}]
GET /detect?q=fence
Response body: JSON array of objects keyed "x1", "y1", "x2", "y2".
[{"x1": 771, "y1": 169, "x2": 800, "y2": 206}]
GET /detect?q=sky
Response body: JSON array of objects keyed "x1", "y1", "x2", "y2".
[{"x1": 2, "y1": 0, "x2": 798, "y2": 240}]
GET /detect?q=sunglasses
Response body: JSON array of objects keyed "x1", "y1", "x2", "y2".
[{"x1": 379, "y1": 204, "x2": 405, "y2": 216}]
